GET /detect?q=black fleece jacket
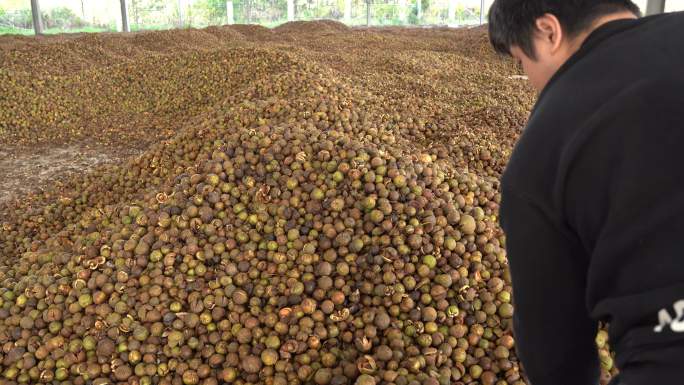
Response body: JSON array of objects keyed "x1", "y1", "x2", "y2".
[{"x1": 499, "y1": 12, "x2": 684, "y2": 385}]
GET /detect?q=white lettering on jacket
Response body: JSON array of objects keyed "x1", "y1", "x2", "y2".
[{"x1": 654, "y1": 300, "x2": 684, "y2": 333}]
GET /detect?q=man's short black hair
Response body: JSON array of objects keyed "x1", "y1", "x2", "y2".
[{"x1": 489, "y1": 0, "x2": 641, "y2": 58}]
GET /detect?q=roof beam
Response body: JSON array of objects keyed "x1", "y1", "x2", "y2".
[
  {"x1": 480, "y1": 0, "x2": 485, "y2": 25},
  {"x1": 287, "y1": 0, "x2": 294, "y2": 21},
  {"x1": 646, "y1": 0, "x2": 666, "y2": 15},
  {"x1": 31, "y1": 0, "x2": 43, "y2": 35},
  {"x1": 120, "y1": 0, "x2": 130, "y2": 32}
]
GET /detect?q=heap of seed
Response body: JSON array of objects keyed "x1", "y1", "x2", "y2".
[{"x1": 0, "y1": 22, "x2": 615, "y2": 385}]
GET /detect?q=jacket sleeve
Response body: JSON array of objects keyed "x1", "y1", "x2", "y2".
[{"x1": 500, "y1": 187, "x2": 599, "y2": 385}]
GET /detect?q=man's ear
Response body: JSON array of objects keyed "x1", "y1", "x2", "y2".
[{"x1": 534, "y1": 13, "x2": 564, "y2": 54}]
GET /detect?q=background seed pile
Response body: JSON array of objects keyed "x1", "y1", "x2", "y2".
[{"x1": 0, "y1": 21, "x2": 615, "y2": 385}]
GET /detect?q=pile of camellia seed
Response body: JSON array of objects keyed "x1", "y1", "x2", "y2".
[{"x1": 0, "y1": 22, "x2": 617, "y2": 385}]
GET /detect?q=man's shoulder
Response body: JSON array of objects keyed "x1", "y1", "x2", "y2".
[
  {"x1": 503, "y1": 8, "x2": 684, "y2": 193},
  {"x1": 503, "y1": 75, "x2": 683, "y2": 208}
]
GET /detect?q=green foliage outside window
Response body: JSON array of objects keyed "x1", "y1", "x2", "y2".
[{"x1": 0, "y1": 0, "x2": 484, "y2": 35}]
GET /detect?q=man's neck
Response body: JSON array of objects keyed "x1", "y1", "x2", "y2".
[{"x1": 569, "y1": 11, "x2": 639, "y2": 52}]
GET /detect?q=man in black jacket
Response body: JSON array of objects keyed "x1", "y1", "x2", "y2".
[{"x1": 488, "y1": 1, "x2": 684, "y2": 384}]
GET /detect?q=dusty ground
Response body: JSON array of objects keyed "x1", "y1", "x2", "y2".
[{"x1": 0, "y1": 144, "x2": 139, "y2": 205}]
